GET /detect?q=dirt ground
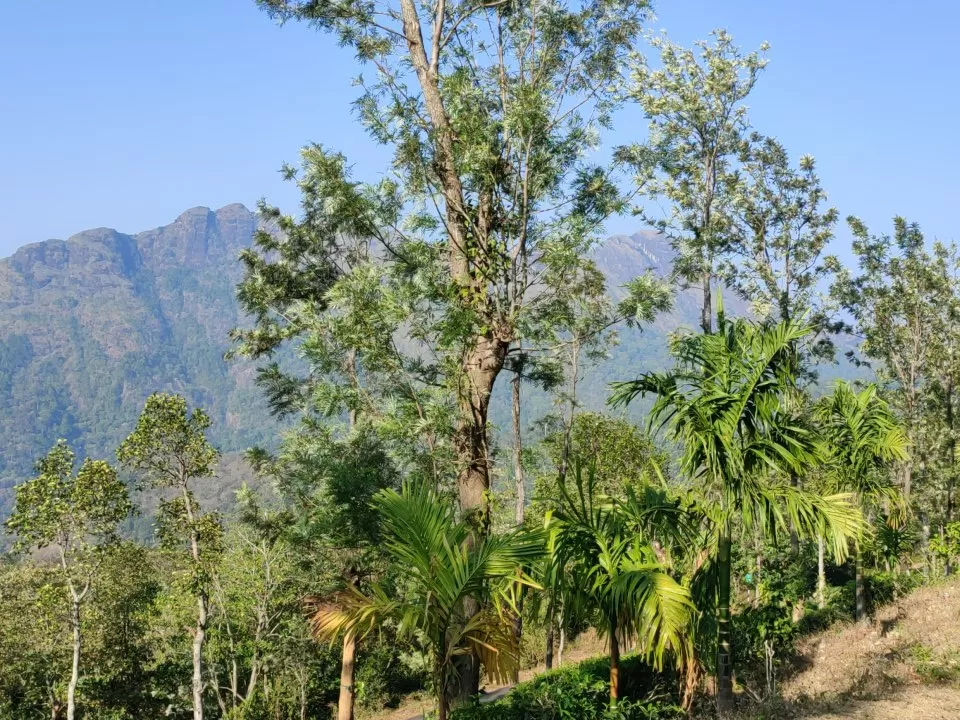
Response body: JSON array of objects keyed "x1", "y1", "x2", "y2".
[
  {"x1": 739, "y1": 579, "x2": 960, "y2": 719},
  {"x1": 366, "y1": 581, "x2": 960, "y2": 720}
]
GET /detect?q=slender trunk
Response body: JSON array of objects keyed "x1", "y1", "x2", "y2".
[
  {"x1": 609, "y1": 617, "x2": 620, "y2": 703},
  {"x1": 66, "y1": 595, "x2": 81, "y2": 720},
  {"x1": 947, "y1": 377, "x2": 955, "y2": 575},
  {"x1": 513, "y1": 372, "x2": 524, "y2": 525},
  {"x1": 789, "y1": 474, "x2": 800, "y2": 556},
  {"x1": 754, "y1": 553, "x2": 761, "y2": 607},
  {"x1": 545, "y1": 597, "x2": 555, "y2": 670},
  {"x1": 193, "y1": 590, "x2": 207, "y2": 720},
  {"x1": 558, "y1": 626, "x2": 565, "y2": 667},
  {"x1": 855, "y1": 543, "x2": 866, "y2": 623},
  {"x1": 336, "y1": 365, "x2": 360, "y2": 720},
  {"x1": 437, "y1": 667, "x2": 449, "y2": 720},
  {"x1": 702, "y1": 271, "x2": 713, "y2": 334},
  {"x1": 337, "y1": 634, "x2": 358, "y2": 720},
  {"x1": 716, "y1": 530, "x2": 734, "y2": 714},
  {"x1": 903, "y1": 454, "x2": 913, "y2": 504},
  {"x1": 817, "y1": 536, "x2": 826, "y2": 609},
  {"x1": 299, "y1": 677, "x2": 307, "y2": 720}
]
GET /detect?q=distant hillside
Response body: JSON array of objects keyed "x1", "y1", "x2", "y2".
[
  {"x1": 0, "y1": 209, "x2": 860, "y2": 514},
  {"x1": 0, "y1": 204, "x2": 273, "y2": 510}
]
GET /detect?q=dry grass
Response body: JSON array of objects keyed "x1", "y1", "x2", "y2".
[
  {"x1": 367, "y1": 581, "x2": 960, "y2": 720},
  {"x1": 718, "y1": 578, "x2": 960, "y2": 719}
]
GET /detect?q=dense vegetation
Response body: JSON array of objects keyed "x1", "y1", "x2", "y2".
[{"x1": 4, "y1": 2, "x2": 960, "y2": 720}]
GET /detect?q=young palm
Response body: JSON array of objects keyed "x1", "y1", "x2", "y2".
[
  {"x1": 548, "y1": 463, "x2": 694, "y2": 704},
  {"x1": 611, "y1": 310, "x2": 863, "y2": 713},
  {"x1": 815, "y1": 382, "x2": 908, "y2": 621},
  {"x1": 309, "y1": 482, "x2": 543, "y2": 720}
]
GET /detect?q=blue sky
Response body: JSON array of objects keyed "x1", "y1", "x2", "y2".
[{"x1": 1, "y1": 0, "x2": 957, "y2": 257}]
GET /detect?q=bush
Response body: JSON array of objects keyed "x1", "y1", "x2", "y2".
[{"x1": 449, "y1": 654, "x2": 683, "y2": 720}]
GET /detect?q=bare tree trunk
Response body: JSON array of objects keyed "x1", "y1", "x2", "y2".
[
  {"x1": 193, "y1": 590, "x2": 207, "y2": 720},
  {"x1": 947, "y1": 376, "x2": 955, "y2": 575},
  {"x1": 513, "y1": 372, "x2": 524, "y2": 525},
  {"x1": 855, "y1": 543, "x2": 866, "y2": 623},
  {"x1": 66, "y1": 594, "x2": 81, "y2": 720},
  {"x1": 817, "y1": 536, "x2": 826, "y2": 609},
  {"x1": 702, "y1": 270, "x2": 713, "y2": 334},
  {"x1": 337, "y1": 634, "x2": 358, "y2": 720},
  {"x1": 716, "y1": 530, "x2": 734, "y2": 714},
  {"x1": 609, "y1": 618, "x2": 620, "y2": 703},
  {"x1": 557, "y1": 626, "x2": 565, "y2": 667},
  {"x1": 182, "y1": 488, "x2": 207, "y2": 720},
  {"x1": 545, "y1": 598, "x2": 555, "y2": 670},
  {"x1": 453, "y1": 339, "x2": 507, "y2": 703}
]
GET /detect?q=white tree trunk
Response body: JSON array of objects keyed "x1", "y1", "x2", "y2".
[
  {"x1": 66, "y1": 596, "x2": 81, "y2": 720},
  {"x1": 817, "y1": 536, "x2": 826, "y2": 609},
  {"x1": 193, "y1": 591, "x2": 207, "y2": 720}
]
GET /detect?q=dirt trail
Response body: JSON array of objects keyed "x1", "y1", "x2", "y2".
[{"x1": 772, "y1": 579, "x2": 960, "y2": 719}]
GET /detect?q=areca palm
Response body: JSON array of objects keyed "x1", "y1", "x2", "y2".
[
  {"x1": 309, "y1": 482, "x2": 543, "y2": 720},
  {"x1": 548, "y1": 464, "x2": 694, "y2": 704},
  {"x1": 611, "y1": 310, "x2": 863, "y2": 712},
  {"x1": 815, "y1": 382, "x2": 908, "y2": 621}
]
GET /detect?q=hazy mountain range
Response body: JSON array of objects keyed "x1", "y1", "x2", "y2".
[{"x1": 0, "y1": 204, "x2": 852, "y2": 515}]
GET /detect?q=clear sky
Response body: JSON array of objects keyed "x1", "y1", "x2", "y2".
[{"x1": 2, "y1": 0, "x2": 958, "y2": 257}]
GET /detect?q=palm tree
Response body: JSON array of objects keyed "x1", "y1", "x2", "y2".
[
  {"x1": 548, "y1": 463, "x2": 694, "y2": 704},
  {"x1": 309, "y1": 482, "x2": 544, "y2": 720},
  {"x1": 612, "y1": 310, "x2": 863, "y2": 713},
  {"x1": 815, "y1": 381, "x2": 908, "y2": 622}
]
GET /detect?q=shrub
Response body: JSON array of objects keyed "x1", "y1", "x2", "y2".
[{"x1": 449, "y1": 654, "x2": 683, "y2": 720}]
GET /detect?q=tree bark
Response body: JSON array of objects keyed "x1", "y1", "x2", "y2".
[
  {"x1": 609, "y1": 617, "x2": 620, "y2": 703},
  {"x1": 545, "y1": 597, "x2": 555, "y2": 671},
  {"x1": 66, "y1": 595, "x2": 81, "y2": 720},
  {"x1": 702, "y1": 270, "x2": 713, "y2": 334},
  {"x1": 817, "y1": 536, "x2": 826, "y2": 609},
  {"x1": 193, "y1": 590, "x2": 207, "y2": 720},
  {"x1": 855, "y1": 543, "x2": 866, "y2": 623},
  {"x1": 513, "y1": 372, "x2": 524, "y2": 526},
  {"x1": 716, "y1": 530, "x2": 734, "y2": 714},
  {"x1": 947, "y1": 376, "x2": 955, "y2": 575},
  {"x1": 338, "y1": 633, "x2": 358, "y2": 720},
  {"x1": 183, "y1": 486, "x2": 207, "y2": 720}
]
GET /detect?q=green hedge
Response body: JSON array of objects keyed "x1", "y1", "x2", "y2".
[{"x1": 450, "y1": 654, "x2": 684, "y2": 720}]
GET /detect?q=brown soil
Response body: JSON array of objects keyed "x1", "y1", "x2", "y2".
[
  {"x1": 367, "y1": 580, "x2": 960, "y2": 720},
  {"x1": 727, "y1": 578, "x2": 960, "y2": 719}
]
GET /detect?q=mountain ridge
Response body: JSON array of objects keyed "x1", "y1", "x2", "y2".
[{"x1": 0, "y1": 204, "x2": 851, "y2": 514}]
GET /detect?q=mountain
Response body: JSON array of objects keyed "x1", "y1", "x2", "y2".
[
  {"x1": 0, "y1": 204, "x2": 273, "y2": 511},
  {"x1": 0, "y1": 207, "x2": 855, "y2": 514}
]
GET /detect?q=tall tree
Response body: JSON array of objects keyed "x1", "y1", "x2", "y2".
[
  {"x1": 728, "y1": 136, "x2": 838, "y2": 361},
  {"x1": 117, "y1": 394, "x2": 221, "y2": 720},
  {"x1": 829, "y1": 217, "x2": 953, "y2": 502},
  {"x1": 620, "y1": 30, "x2": 768, "y2": 333},
  {"x1": 254, "y1": 0, "x2": 653, "y2": 534},
  {"x1": 6, "y1": 440, "x2": 131, "y2": 720},
  {"x1": 250, "y1": 0, "x2": 668, "y2": 697},
  {"x1": 612, "y1": 311, "x2": 862, "y2": 712},
  {"x1": 815, "y1": 382, "x2": 908, "y2": 622}
]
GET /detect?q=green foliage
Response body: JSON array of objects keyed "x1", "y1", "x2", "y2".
[
  {"x1": 449, "y1": 654, "x2": 683, "y2": 720},
  {"x1": 311, "y1": 482, "x2": 545, "y2": 715},
  {"x1": 7, "y1": 440, "x2": 130, "y2": 555},
  {"x1": 548, "y1": 464, "x2": 693, "y2": 675}
]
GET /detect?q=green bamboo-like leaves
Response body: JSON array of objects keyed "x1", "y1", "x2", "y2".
[{"x1": 310, "y1": 481, "x2": 544, "y2": 706}]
